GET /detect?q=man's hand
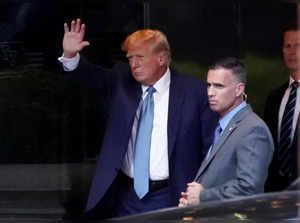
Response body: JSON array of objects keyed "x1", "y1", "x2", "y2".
[
  {"x1": 63, "y1": 18, "x2": 90, "y2": 58},
  {"x1": 178, "y1": 182, "x2": 204, "y2": 207}
]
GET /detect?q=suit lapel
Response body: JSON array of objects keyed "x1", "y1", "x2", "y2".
[
  {"x1": 168, "y1": 71, "x2": 185, "y2": 158},
  {"x1": 195, "y1": 124, "x2": 238, "y2": 178},
  {"x1": 195, "y1": 105, "x2": 252, "y2": 179},
  {"x1": 268, "y1": 83, "x2": 288, "y2": 145},
  {"x1": 122, "y1": 69, "x2": 142, "y2": 146},
  {"x1": 127, "y1": 75, "x2": 142, "y2": 110}
]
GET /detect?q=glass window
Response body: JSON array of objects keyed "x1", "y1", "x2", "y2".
[{"x1": 0, "y1": 0, "x2": 297, "y2": 221}]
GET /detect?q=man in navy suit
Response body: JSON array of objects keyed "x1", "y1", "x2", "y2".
[
  {"x1": 59, "y1": 18, "x2": 217, "y2": 218},
  {"x1": 264, "y1": 21, "x2": 300, "y2": 192}
]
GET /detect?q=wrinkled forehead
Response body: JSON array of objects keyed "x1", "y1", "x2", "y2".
[
  {"x1": 284, "y1": 30, "x2": 300, "y2": 43},
  {"x1": 208, "y1": 68, "x2": 242, "y2": 85},
  {"x1": 207, "y1": 68, "x2": 232, "y2": 80}
]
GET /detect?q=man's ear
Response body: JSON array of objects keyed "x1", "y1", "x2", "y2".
[
  {"x1": 157, "y1": 51, "x2": 167, "y2": 66},
  {"x1": 235, "y1": 83, "x2": 245, "y2": 97}
]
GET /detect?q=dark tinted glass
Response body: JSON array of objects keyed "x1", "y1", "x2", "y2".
[{"x1": 0, "y1": 0, "x2": 297, "y2": 221}]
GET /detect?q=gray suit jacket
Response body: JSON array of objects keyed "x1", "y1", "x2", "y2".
[{"x1": 194, "y1": 104, "x2": 274, "y2": 202}]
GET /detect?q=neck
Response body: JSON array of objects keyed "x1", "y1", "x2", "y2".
[
  {"x1": 291, "y1": 70, "x2": 300, "y2": 81},
  {"x1": 152, "y1": 66, "x2": 168, "y2": 85},
  {"x1": 220, "y1": 99, "x2": 244, "y2": 118}
]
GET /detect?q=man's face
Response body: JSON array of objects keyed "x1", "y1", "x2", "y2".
[
  {"x1": 126, "y1": 44, "x2": 166, "y2": 86},
  {"x1": 283, "y1": 30, "x2": 300, "y2": 74},
  {"x1": 207, "y1": 68, "x2": 244, "y2": 117}
]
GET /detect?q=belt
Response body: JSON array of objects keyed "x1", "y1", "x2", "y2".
[
  {"x1": 119, "y1": 172, "x2": 169, "y2": 193},
  {"x1": 149, "y1": 179, "x2": 169, "y2": 192}
]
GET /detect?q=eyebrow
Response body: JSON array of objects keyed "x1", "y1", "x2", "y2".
[{"x1": 207, "y1": 81, "x2": 225, "y2": 87}]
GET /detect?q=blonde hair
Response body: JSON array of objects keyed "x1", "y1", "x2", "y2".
[{"x1": 122, "y1": 29, "x2": 171, "y2": 66}]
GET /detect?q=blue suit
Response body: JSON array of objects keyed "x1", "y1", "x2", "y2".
[{"x1": 71, "y1": 58, "x2": 218, "y2": 217}]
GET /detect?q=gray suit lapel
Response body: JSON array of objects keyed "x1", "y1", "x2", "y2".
[{"x1": 194, "y1": 105, "x2": 252, "y2": 181}]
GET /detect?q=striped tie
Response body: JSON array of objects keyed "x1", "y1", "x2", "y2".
[{"x1": 278, "y1": 81, "x2": 298, "y2": 176}]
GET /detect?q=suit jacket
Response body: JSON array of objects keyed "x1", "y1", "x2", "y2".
[
  {"x1": 264, "y1": 82, "x2": 299, "y2": 192},
  {"x1": 70, "y1": 58, "x2": 218, "y2": 214},
  {"x1": 194, "y1": 105, "x2": 274, "y2": 201}
]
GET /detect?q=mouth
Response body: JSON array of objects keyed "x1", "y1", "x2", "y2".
[
  {"x1": 132, "y1": 71, "x2": 142, "y2": 76},
  {"x1": 286, "y1": 57, "x2": 297, "y2": 62},
  {"x1": 209, "y1": 100, "x2": 217, "y2": 105}
]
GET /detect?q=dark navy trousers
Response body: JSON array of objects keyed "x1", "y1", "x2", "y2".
[{"x1": 114, "y1": 172, "x2": 172, "y2": 217}]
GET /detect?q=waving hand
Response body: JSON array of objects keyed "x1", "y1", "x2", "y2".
[{"x1": 63, "y1": 18, "x2": 90, "y2": 58}]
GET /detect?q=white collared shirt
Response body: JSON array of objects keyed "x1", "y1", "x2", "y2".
[
  {"x1": 205, "y1": 101, "x2": 247, "y2": 159},
  {"x1": 278, "y1": 77, "x2": 300, "y2": 143},
  {"x1": 121, "y1": 69, "x2": 171, "y2": 180}
]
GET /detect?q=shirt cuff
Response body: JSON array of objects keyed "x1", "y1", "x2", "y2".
[{"x1": 57, "y1": 53, "x2": 80, "y2": 71}]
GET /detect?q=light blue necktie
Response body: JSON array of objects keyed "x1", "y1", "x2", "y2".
[{"x1": 134, "y1": 86, "x2": 156, "y2": 199}]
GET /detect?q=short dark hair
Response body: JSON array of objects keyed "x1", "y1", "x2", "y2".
[
  {"x1": 209, "y1": 57, "x2": 247, "y2": 85},
  {"x1": 283, "y1": 19, "x2": 299, "y2": 33}
]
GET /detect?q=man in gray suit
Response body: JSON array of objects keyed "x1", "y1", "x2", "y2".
[{"x1": 179, "y1": 57, "x2": 274, "y2": 207}]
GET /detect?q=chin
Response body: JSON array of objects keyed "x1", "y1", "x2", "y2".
[
  {"x1": 133, "y1": 76, "x2": 144, "y2": 83},
  {"x1": 209, "y1": 106, "x2": 218, "y2": 112}
]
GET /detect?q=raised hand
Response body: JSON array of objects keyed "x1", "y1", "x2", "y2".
[{"x1": 63, "y1": 18, "x2": 90, "y2": 58}]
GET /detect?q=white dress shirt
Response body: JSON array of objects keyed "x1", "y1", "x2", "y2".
[
  {"x1": 278, "y1": 78, "x2": 300, "y2": 143},
  {"x1": 121, "y1": 69, "x2": 170, "y2": 180}
]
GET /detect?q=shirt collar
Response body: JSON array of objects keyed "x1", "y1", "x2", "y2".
[
  {"x1": 289, "y1": 77, "x2": 300, "y2": 86},
  {"x1": 219, "y1": 101, "x2": 247, "y2": 131},
  {"x1": 141, "y1": 68, "x2": 171, "y2": 95}
]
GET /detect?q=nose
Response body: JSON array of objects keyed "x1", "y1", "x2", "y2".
[
  {"x1": 284, "y1": 46, "x2": 297, "y2": 55},
  {"x1": 207, "y1": 86, "x2": 214, "y2": 97},
  {"x1": 130, "y1": 58, "x2": 140, "y2": 70}
]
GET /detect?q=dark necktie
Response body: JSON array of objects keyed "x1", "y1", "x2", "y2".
[
  {"x1": 134, "y1": 86, "x2": 156, "y2": 199},
  {"x1": 213, "y1": 124, "x2": 222, "y2": 145},
  {"x1": 278, "y1": 81, "x2": 298, "y2": 176}
]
